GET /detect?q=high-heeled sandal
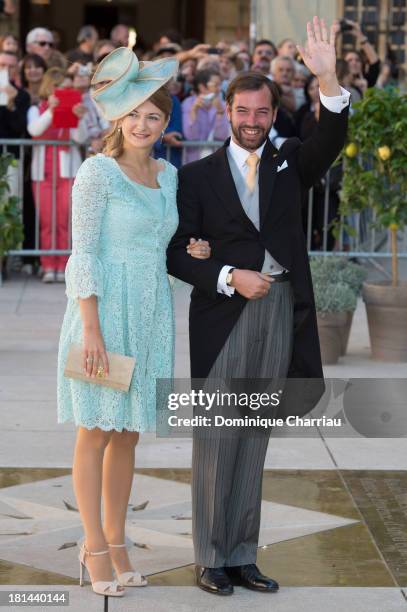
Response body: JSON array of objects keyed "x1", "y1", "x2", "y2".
[
  {"x1": 107, "y1": 542, "x2": 148, "y2": 587},
  {"x1": 78, "y1": 542, "x2": 125, "y2": 597}
]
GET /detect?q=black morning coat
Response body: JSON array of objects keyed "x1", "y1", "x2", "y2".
[{"x1": 167, "y1": 102, "x2": 349, "y2": 419}]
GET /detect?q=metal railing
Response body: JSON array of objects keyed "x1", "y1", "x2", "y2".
[
  {"x1": 2, "y1": 138, "x2": 77, "y2": 257},
  {"x1": 1, "y1": 138, "x2": 406, "y2": 265}
]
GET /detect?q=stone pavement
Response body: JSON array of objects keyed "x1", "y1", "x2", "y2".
[{"x1": 1, "y1": 273, "x2": 407, "y2": 611}]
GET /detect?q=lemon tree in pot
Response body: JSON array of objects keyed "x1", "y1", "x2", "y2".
[
  {"x1": 340, "y1": 87, "x2": 407, "y2": 361},
  {"x1": 0, "y1": 154, "x2": 24, "y2": 283},
  {"x1": 310, "y1": 257, "x2": 366, "y2": 363}
]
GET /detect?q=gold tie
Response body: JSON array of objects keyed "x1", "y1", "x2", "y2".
[{"x1": 245, "y1": 152, "x2": 260, "y2": 192}]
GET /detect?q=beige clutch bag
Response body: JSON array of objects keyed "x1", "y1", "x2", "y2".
[{"x1": 64, "y1": 343, "x2": 136, "y2": 392}]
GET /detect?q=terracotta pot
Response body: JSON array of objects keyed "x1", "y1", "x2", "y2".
[
  {"x1": 317, "y1": 311, "x2": 348, "y2": 364},
  {"x1": 362, "y1": 281, "x2": 407, "y2": 361},
  {"x1": 340, "y1": 310, "x2": 354, "y2": 356}
]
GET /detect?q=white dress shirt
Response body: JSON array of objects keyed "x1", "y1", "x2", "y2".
[{"x1": 217, "y1": 86, "x2": 350, "y2": 296}]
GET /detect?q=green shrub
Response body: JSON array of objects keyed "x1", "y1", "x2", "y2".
[
  {"x1": 0, "y1": 154, "x2": 24, "y2": 259},
  {"x1": 310, "y1": 256, "x2": 366, "y2": 313},
  {"x1": 313, "y1": 281, "x2": 356, "y2": 314}
]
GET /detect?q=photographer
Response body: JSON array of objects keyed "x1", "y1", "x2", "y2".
[
  {"x1": 0, "y1": 51, "x2": 30, "y2": 190},
  {"x1": 342, "y1": 19, "x2": 380, "y2": 100},
  {"x1": 181, "y1": 68, "x2": 229, "y2": 163}
]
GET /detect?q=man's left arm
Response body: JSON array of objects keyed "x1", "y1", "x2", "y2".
[{"x1": 295, "y1": 17, "x2": 350, "y2": 188}]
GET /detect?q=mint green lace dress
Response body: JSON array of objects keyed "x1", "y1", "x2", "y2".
[{"x1": 57, "y1": 153, "x2": 179, "y2": 432}]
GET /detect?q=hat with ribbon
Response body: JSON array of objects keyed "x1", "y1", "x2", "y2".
[{"x1": 90, "y1": 47, "x2": 179, "y2": 121}]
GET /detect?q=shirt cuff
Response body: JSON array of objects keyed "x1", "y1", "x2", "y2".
[
  {"x1": 217, "y1": 265, "x2": 235, "y2": 297},
  {"x1": 319, "y1": 86, "x2": 350, "y2": 113}
]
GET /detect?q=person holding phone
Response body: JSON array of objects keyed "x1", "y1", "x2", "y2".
[
  {"x1": 343, "y1": 19, "x2": 380, "y2": 101},
  {"x1": 182, "y1": 69, "x2": 229, "y2": 162},
  {"x1": 27, "y1": 67, "x2": 89, "y2": 283},
  {"x1": 0, "y1": 51, "x2": 30, "y2": 197}
]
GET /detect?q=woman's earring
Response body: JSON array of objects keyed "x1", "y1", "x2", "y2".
[
  {"x1": 160, "y1": 129, "x2": 165, "y2": 144},
  {"x1": 118, "y1": 125, "x2": 122, "y2": 132}
]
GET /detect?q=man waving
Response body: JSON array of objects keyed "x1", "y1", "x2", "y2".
[{"x1": 167, "y1": 17, "x2": 349, "y2": 596}]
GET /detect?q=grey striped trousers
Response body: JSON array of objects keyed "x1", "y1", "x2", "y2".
[{"x1": 192, "y1": 280, "x2": 294, "y2": 567}]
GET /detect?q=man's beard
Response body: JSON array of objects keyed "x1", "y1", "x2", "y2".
[{"x1": 230, "y1": 121, "x2": 273, "y2": 151}]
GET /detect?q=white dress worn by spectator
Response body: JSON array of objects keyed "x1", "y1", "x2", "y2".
[{"x1": 27, "y1": 106, "x2": 89, "y2": 181}]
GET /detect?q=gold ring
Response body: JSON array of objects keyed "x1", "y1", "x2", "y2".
[{"x1": 96, "y1": 366, "x2": 105, "y2": 378}]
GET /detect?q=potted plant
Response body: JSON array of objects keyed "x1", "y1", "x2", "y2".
[
  {"x1": 310, "y1": 256, "x2": 367, "y2": 356},
  {"x1": 0, "y1": 153, "x2": 24, "y2": 283},
  {"x1": 339, "y1": 87, "x2": 407, "y2": 361}
]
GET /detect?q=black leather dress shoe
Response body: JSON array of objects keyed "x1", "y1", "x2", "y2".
[
  {"x1": 225, "y1": 564, "x2": 279, "y2": 592},
  {"x1": 195, "y1": 565, "x2": 234, "y2": 595}
]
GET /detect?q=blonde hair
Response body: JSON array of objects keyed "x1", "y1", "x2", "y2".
[
  {"x1": 103, "y1": 120, "x2": 124, "y2": 158},
  {"x1": 38, "y1": 67, "x2": 65, "y2": 99},
  {"x1": 103, "y1": 85, "x2": 173, "y2": 158}
]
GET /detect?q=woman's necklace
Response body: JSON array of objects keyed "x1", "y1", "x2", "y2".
[{"x1": 118, "y1": 158, "x2": 160, "y2": 189}]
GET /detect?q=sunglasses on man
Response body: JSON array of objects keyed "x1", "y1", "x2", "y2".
[{"x1": 35, "y1": 40, "x2": 54, "y2": 47}]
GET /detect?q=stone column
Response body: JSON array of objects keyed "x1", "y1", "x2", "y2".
[{"x1": 255, "y1": 0, "x2": 338, "y2": 46}]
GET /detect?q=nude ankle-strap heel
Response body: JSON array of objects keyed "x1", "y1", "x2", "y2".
[
  {"x1": 78, "y1": 543, "x2": 125, "y2": 597},
  {"x1": 107, "y1": 542, "x2": 148, "y2": 587}
]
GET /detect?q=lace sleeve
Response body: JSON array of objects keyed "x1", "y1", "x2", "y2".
[{"x1": 65, "y1": 156, "x2": 108, "y2": 301}]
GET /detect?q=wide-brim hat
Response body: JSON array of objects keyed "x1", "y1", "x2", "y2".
[{"x1": 90, "y1": 47, "x2": 179, "y2": 121}]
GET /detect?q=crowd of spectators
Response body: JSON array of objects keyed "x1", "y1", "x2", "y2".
[{"x1": 0, "y1": 19, "x2": 402, "y2": 279}]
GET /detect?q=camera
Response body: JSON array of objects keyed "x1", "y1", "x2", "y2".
[
  {"x1": 339, "y1": 19, "x2": 354, "y2": 33},
  {"x1": 77, "y1": 64, "x2": 92, "y2": 77}
]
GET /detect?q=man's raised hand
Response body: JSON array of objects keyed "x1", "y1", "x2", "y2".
[
  {"x1": 296, "y1": 16, "x2": 338, "y2": 80},
  {"x1": 296, "y1": 16, "x2": 341, "y2": 96}
]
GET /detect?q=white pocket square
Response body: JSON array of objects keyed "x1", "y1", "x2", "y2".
[{"x1": 277, "y1": 160, "x2": 288, "y2": 172}]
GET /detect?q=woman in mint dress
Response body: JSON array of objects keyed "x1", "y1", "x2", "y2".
[
  {"x1": 57, "y1": 151, "x2": 178, "y2": 432},
  {"x1": 56, "y1": 48, "x2": 211, "y2": 599}
]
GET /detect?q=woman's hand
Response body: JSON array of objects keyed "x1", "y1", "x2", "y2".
[
  {"x1": 73, "y1": 103, "x2": 88, "y2": 118},
  {"x1": 190, "y1": 95, "x2": 205, "y2": 121},
  {"x1": 82, "y1": 326, "x2": 109, "y2": 378},
  {"x1": 213, "y1": 95, "x2": 226, "y2": 116},
  {"x1": 345, "y1": 19, "x2": 363, "y2": 40},
  {"x1": 186, "y1": 237, "x2": 211, "y2": 259},
  {"x1": 163, "y1": 131, "x2": 183, "y2": 147},
  {"x1": 190, "y1": 44, "x2": 211, "y2": 59},
  {"x1": 48, "y1": 94, "x2": 59, "y2": 110},
  {"x1": 67, "y1": 61, "x2": 82, "y2": 76},
  {"x1": 354, "y1": 75, "x2": 368, "y2": 92}
]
